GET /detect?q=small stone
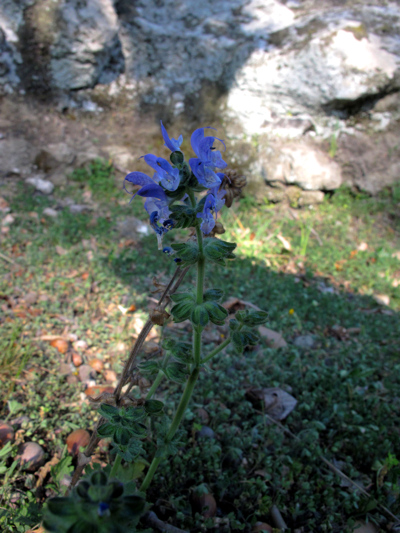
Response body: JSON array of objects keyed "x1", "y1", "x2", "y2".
[
  {"x1": 196, "y1": 408, "x2": 210, "y2": 425},
  {"x1": 89, "y1": 358, "x2": 104, "y2": 372},
  {"x1": 69, "y1": 204, "x2": 91, "y2": 214},
  {"x1": 253, "y1": 523, "x2": 273, "y2": 532},
  {"x1": 72, "y1": 352, "x2": 83, "y2": 367},
  {"x1": 66, "y1": 429, "x2": 90, "y2": 455},
  {"x1": 104, "y1": 369, "x2": 117, "y2": 383},
  {"x1": 24, "y1": 292, "x2": 38, "y2": 305},
  {"x1": 50, "y1": 338, "x2": 69, "y2": 354},
  {"x1": 293, "y1": 334, "x2": 315, "y2": 349},
  {"x1": 195, "y1": 426, "x2": 216, "y2": 440},
  {"x1": 67, "y1": 375, "x2": 79, "y2": 384},
  {"x1": 373, "y1": 294, "x2": 390, "y2": 306},
  {"x1": 0, "y1": 422, "x2": 15, "y2": 447},
  {"x1": 191, "y1": 491, "x2": 217, "y2": 518},
  {"x1": 59, "y1": 363, "x2": 72, "y2": 376},
  {"x1": 73, "y1": 340, "x2": 88, "y2": 351},
  {"x1": 17, "y1": 442, "x2": 45, "y2": 471},
  {"x1": 1, "y1": 213, "x2": 14, "y2": 226},
  {"x1": 25, "y1": 176, "x2": 54, "y2": 195},
  {"x1": 78, "y1": 364, "x2": 95, "y2": 382},
  {"x1": 85, "y1": 385, "x2": 114, "y2": 397},
  {"x1": 0, "y1": 197, "x2": 10, "y2": 213},
  {"x1": 43, "y1": 207, "x2": 58, "y2": 218}
]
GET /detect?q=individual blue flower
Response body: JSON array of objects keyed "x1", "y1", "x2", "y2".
[
  {"x1": 142, "y1": 154, "x2": 181, "y2": 191},
  {"x1": 189, "y1": 127, "x2": 227, "y2": 189},
  {"x1": 160, "y1": 121, "x2": 183, "y2": 152},
  {"x1": 124, "y1": 171, "x2": 173, "y2": 248},
  {"x1": 196, "y1": 180, "x2": 226, "y2": 235}
]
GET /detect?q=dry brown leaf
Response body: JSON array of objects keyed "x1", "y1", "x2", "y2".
[
  {"x1": 50, "y1": 338, "x2": 69, "y2": 354},
  {"x1": 55, "y1": 245, "x2": 68, "y2": 256},
  {"x1": 36, "y1": 455, "x2": 60, "y2": 488},
  {"x1": 247, "y1": 387, "x2": 297, "y2": 421},
  {"x1": 85, "y1": 385, "x2": 114, "y2": 397},
  {"x1": 277, "y1": 233, "x2": 292, "y2": 252},
  {"x1": 258, "y1": 326, "x2": 287, "y2": 348}
]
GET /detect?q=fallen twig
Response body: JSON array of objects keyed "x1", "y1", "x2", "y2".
[
  {"x1": 0, "y1": 251, "x2": 15, "y2": 264},
  {"x1": 271, "y1": 504, "x2": 288, "y2": 531},
  {"x1": 68, "y1": 265, "x2": 190, "y2": 491},
  {"x1": 143, "y1": 511, "x2": 189, "y2": 533}
]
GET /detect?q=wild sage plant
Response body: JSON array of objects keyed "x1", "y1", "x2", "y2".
[{"x1": 43, "y1": 122, "x2": 268, "y2": 532}]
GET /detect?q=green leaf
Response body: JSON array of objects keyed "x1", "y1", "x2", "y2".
[
  {"x1": 191, "y1": 304, "x2": 210, "y2": 328},
  {"x1": 241, "y1": 329, "x2": 260, "y2": 345},
  {"x1": 203, "y1": 238, "x2": 237, "y2": 265},
  {"x1": 97, "y1": 422, "x2": 116, "y2": 438},
  {"x1": 144, "y1": 400, "x2": 164, "y2": 416},
  {"x1": 204, "y1": 301, "x2": 228, "y2": 325},
  {"x1": 232, "y1": 331, "x2": 244, "y2": 354},
  {"x1": 170, "y1": 241, "x2": 199, "y2": 265},
  {"x1": 170, "y1": 342, "x2": 193, "y2": 364},
  {"x1": 114, "y1": 427, "x2": 131, "y2": 446},
  {"x1": 169, "y1": 292, "x2": 195, "y2": 304},
  {"x1": 203, "y1": 288, "x2": 224, "y2": 302},
  {"x1": 229, "y1": 318, "x2": 240, "y2": 331},
  {"x1": 170, "y1": 301, "x2": 195, "y2": 322},
  {"x1": 138, "y1": 360, "x2": 160, "y2": 376},
  {"x1": 98, "y1": 403, "x2": 119, "y2": 419},
  {"x1": 164, "y1": 362, "x2": 188, "y2": 383},
  {"x1": 235, "y1": 310, "x2": 249, "y2": 323},
  {"x1": 241, "y1": 310, "x2": 269, "y2": 326}
]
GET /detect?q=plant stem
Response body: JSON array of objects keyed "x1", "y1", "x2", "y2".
[
  {"x1": 146, "y1": 370, "x2": 164, "y2": 400},
  {"x1": 140, "y1": 366, "x2": 200, "y2": 492},
  {"x1": 140, "y1": 190, "x2": 206, "y2": 493},
  {"x1": 110, "y1": 454, "x2": 122, "y2": 478},
  {"x1": 202, "y1": 336, "x2": 231, "y2": 364}
]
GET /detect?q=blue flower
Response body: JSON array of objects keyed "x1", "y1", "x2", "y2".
[
  {"x1": 160, "y1": 121, "x2": 183, "y2": 152},
  {"x1": 142, "y1": 154, "x2": 181, "y2": 191},
  {"x1": 124, "y1": 171, "x2": 173, "y2": 248},
  {"x1": 189, "y1": 128, "x2": 227, "y2": 189},
  {"x1": 196, "y1": 185, "x2": 226, "y2": 235}
]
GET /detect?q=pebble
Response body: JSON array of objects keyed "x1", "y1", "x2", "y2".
[
  {"x1": 66, "y1": 429, "x2": 91, "y2": 455},
  {"x1": 17, "y1": 442, "x2": 45, "y2": 471},
  {"x1": 0, "y1": 422, "x2": 15, "y2": 447},
  {"x1": 43, "y1": 207, "x2": 58, "y2": 218},
  {"x1": 293, "y1": 334, "x2": 315, "y2": 349},
  {"x1": 25, "y1": 176, "x2": 54, "y2": 195}
]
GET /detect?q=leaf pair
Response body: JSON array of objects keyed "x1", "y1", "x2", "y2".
[{"x1": 203, "y1": 238, "x2": 236, "y2": 266}]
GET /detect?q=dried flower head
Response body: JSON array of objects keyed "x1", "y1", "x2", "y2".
[
  {"x1": 219, "y1": 170, "x2": 247, "y2": 208},
  {"x1": 209, "y1": 220, "x2": 226, "y2": 237}
]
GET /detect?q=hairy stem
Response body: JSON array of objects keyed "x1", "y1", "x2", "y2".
[
  {"x1": 140, "y1": 367, "x2": 200, "y2": 492},
  {"x1": 146, "y1": 370, "x2": 164, "y2": 400},
  {"x1": 202, "y1": 336, "x2": 231, "y2": 364},
  {"x1": 110, "y1": 454, "x2": 122, "y2": 478}
]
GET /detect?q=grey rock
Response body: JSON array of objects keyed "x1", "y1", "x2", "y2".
[
  {"x1": 298, "y1": 190, "x2": 325, "y2": 206},
  {"x1": 35, "y1": 142, "x2": 75, "y2": 172},
  {"x1": 117, "y1": 216, "x2": 150, "y2": 238},
  {"x1": 17, "y1": 442, "x2": 45, "y2": 472},
  {"x1": 293, "y1": 335, "x2": 316, "y2": 350},
  {"x1": 260, "y1": 140, "x2": 342, "y2": 191},
  {"x1": 43, "y1": 207, "x2": 58, "y2": 218},
  {"x1": 0, "y1": 138, "x2": 37, "y2": 177},
  {"x1": 337, "y1": 130, "x2": 400, "y2": 194},
  {"x1": 25, "y1": 175, "x2": 55, "y2": 194},
  {"x1": 195, "y1": 426, "x2": 216, "y2": 440},
  {"x1": 69, "y1": 204, "x2": 91, "y2": 214},
  {"x1": 50, "y1": 0, "x2": 124, "y2": 90},
  {"x1": 78, "y1": 364, "x2": 96, "y2": 383}
]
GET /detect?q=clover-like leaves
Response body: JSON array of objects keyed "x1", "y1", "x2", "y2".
[
  {"x1": 43, "y1": 466, "x2": 146, "y2": 533},
  {"x1": 203, "y1": 238, "x2": 236, "y2": 266},
  {"x1": 170, "y1": 287, "x2": 228, "y2": 329},
  {"x1": 97, "y1": 402, "x2": 163, "y2": 462},
  {"x1": 229, "y1": 309, "x2": 269, "y2": 354}
]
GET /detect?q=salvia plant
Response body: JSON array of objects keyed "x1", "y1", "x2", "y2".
[{"x1": 43, "y1": 121, "x2": 268, "y2": 532}]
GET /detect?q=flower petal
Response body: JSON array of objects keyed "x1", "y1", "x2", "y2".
[
  {"x1": 160, "y1": 121, "x2": 182, "y2": 152},
  {"x1": 124, "y1": 171, "x2": 154, "y2": 187},
  {"x1": 190, "y1": 127, "x2": 215, "y2": 157},
  {"x1": 136, "y1": 183, "x2": 167, "y2": 200}
]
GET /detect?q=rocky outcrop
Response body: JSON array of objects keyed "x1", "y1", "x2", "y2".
[{"x1": 0, "y1": 0, "x2": 399, "y2": 196}]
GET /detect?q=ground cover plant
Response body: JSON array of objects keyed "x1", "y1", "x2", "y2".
[{"x1": 0, "y1": 126, "x2": 400, "y2": 531}]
